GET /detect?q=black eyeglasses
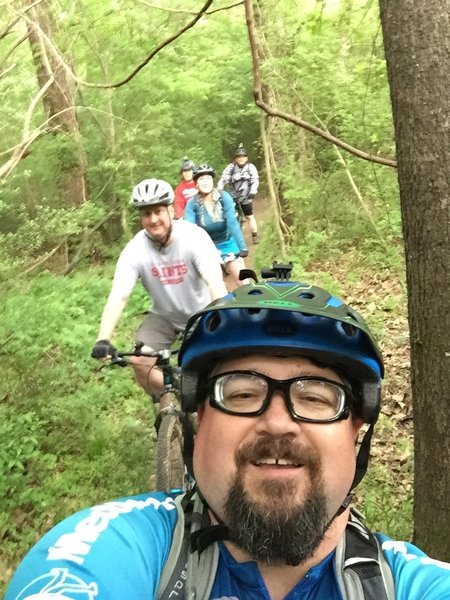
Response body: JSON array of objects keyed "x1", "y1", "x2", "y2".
[{"x1": 206, "y1": 371, "x2": 353, "y2": 423}]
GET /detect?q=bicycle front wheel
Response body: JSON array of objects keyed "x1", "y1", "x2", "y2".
[{"x1": 156, "y1": 411, "x2": 185, "y2": 492}]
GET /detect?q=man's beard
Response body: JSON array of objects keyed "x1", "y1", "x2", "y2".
[{"x1": 223, "y1": 435, "x2": 330, "y2": 566}]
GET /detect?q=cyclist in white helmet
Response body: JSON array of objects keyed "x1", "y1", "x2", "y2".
[{"x1": 91, "y1": 178, "x2": 227, "y2": 402}]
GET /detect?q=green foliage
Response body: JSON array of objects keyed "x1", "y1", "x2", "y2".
[
  {"x1": 0, "y1": 272, "x2": 155, "y2": 585},
  {"x1": 359, "y1": 462, "x2": 414, "y2": 540}
]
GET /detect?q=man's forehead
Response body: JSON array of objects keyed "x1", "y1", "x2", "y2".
[{"x1": 213, "y1": 354, "x2": 340, "y2": 376}]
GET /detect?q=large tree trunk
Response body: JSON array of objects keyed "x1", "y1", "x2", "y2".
[
  {"x1": 379, "y1": 1, "x2": 450, "y2": 560},
  {"x1": 27, "y1": 0, "x2": 87, "y2": 206}
]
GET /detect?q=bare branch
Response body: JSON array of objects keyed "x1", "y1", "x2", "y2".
[
  {"x1": 20, "y1": 0, "x2": 214, "y2": 90},
  {"x1": 0, "y1": 32, "x2": 30, "y2": 73},
  {"x1": 138, "y1": 0, "x2": 243, "y2": 15},
  {"x1": 244, "y1": 0, "x2": 397, "y2": 169},
  {"x1": 0, "y1": 62, "x2": 15, "y2": 79},
  {"x1": 0, "y1": 75, "x2": 55, "y2": 180},
  {"x1": 23, "y1": 74, "x2": 54, "y2": 138},
  {"x1": 0, "y1": 16, "x2": 20, "y2": 40},
  {"x1": 21, "y1": 242, "x2": 65, "y2": 276}
]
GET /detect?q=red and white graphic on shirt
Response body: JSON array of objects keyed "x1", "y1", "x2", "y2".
[{"x1": 151, "y1": 262, "x2": 188, "y2": 285}]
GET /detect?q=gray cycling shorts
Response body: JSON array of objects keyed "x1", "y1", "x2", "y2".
[{"x1": 135, "y1": 312, "x2": 180, "y2": 351}]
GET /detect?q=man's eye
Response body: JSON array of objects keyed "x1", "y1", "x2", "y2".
[{"x1": 227, "y1": 389, "x2": 257, "y2": 399}]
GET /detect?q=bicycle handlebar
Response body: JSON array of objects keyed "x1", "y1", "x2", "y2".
[{"x1": 100, "y1": 343, "x2": 179, "y2": 369}]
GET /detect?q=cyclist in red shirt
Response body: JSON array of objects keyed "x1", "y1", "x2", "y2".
[{"x1": 174, "y1": 157, "x2": 197, "y2": 219}]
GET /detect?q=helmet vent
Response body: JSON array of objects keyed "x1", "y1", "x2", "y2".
[
  {"x1": 299, "y1": 292, "x2": 315, "y2": 299},
  {"x1": 248, "y1": 289, "x2": 263, "y2": 295},
  {"x1": 341, "y1": 322, "x2": 358, "y2": 337},
  {"x1": 205, "y1": 313, "x2": 221, "y2": 332}
]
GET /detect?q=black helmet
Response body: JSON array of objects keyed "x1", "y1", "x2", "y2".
[
  {"x1": 180, "y1": 156, "x2": 195, "y2": 171},
  {"x1": 234, "y1": 143, "x2": 248, "y2": 157},
  {"x1": 193, "y1": 163, "x2": 215, "y2": 181}
]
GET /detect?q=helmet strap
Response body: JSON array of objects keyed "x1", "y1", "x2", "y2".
[{"x1": 335, "y1": 422, "x2": 374, "y2": 516}]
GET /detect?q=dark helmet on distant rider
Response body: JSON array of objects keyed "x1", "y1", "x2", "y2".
[
  {"x1": 180, "y1": 156, "x2": 195, "y2": 172},
  {"x1": 234, "y1": 143, "x2": 248, "y2": 157},
  {"x1": 193, "y1": 163, "x2": 216, "y2": 181}
]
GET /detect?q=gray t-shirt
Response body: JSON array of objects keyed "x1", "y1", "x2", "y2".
[{"x1": 109, "y1": 220, "x2": 222, "y2": 329}]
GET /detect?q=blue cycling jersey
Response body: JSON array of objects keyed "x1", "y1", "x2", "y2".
[{"x1": 5, "y1": 492, "x2": 450, "y2": 599}]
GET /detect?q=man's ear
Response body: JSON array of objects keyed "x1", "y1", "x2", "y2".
[
  {"x1": 168, "y1": 205, "x2": 175, "y2": 219},
  {"x1": 352, "y1": 417, "x2": 365, "y2": 443},
  {"x1": 196, "y1": 404, "x2": 205, "y2": 424}
]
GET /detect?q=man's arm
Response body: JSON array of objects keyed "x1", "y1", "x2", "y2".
[
  {"x1": 379, "y1": 535, "x2": 450, "y2": 599},
  {"x1": 4, "y1": 493, "x2": 178, "y2": 600},
  {"x1": 173, "y1": 184, "x2": 185, "y2": 219},
  {"x1": 206, "y1": 268, "x2": 228, "y2": 300},
  {"x1": 217, "y1": 164, "x2": 232, "y2": 192},
  {"x1": 94, "y1": 245, "x2": 139, "y2": 344},
  {"x1": 96, "y1": 290, "x2": 132, "y2": 341},
  {"x1": 183, "y1": 198, "x2": 197, "y2": 224},
  {"x1": 249, "y1": 163, "x2": 259, "y2": 196},
  {"x1": 189, "y1": 227, "x2": 227, "y2": 300}
]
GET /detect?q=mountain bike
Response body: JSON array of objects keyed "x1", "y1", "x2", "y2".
[{"x1": 99, "y1": 343, "x2": 195, "y2": 492}]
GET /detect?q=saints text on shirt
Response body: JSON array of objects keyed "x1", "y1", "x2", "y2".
[{"x1": 151, "y1": 262, "x2": 188, "y2": 285}]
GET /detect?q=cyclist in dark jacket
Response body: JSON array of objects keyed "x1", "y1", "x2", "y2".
[{"x1": 217, "y1": 143, "x2": 260, "y2": 244}]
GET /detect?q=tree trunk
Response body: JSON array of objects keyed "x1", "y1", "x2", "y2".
[
  {"x1": 27, "y1": 0, "x2": 87, "y2": 206},
  {"x1": 379, "y1": 0, "x2": 450, "y2": 560}
]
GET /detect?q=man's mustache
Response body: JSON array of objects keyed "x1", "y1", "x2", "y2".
[{"x1": 235, "y1": 435, "x2": 320, "y2": 470}]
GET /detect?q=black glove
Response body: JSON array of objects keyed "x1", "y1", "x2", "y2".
[
  {"x1": 91, "y1": 339, "x2": 117, "y2": 359},
  {"x1": 239, "y1": 249, "x2": 249, "y2": 258}
]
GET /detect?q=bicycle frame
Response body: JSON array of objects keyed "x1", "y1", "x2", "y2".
[{"x1": 99, "y1": 344, "x2": 193, "y2": 493}]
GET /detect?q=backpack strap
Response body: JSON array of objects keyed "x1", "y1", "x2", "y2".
[
  {"x1": 157, "y1": 491, "x2": 220, "y2": 600},
  {"x1": 157, "y1": 492, "x2": 192, "y2": 600},
  {"x1": 334, "y1": 509, "x2": 396, "y2": 600}
]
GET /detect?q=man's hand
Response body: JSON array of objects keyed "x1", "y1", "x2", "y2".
[
  {"x1": 91, "y1": 339, "x2": 117, "y2": 359},
  {"x1": 239, "y1": 249, "x2": 249, "y2": 258}
]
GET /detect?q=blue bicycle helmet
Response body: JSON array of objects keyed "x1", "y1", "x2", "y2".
[{"x1": 179, "y1": 281, "x2": 383, "y2": 423}]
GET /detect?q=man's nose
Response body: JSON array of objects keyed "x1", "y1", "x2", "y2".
[{"x1": 253, "y1": 391, "x2": 299, "y2": 436}]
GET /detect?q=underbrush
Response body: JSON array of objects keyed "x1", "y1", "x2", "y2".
[{"x1": 0, "y1": 270, "x2": 156, "y2": 590}]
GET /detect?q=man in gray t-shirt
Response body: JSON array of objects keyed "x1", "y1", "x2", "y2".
[{"x1": 91, "y1": 178, "x2": 227, "y2": 400}]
